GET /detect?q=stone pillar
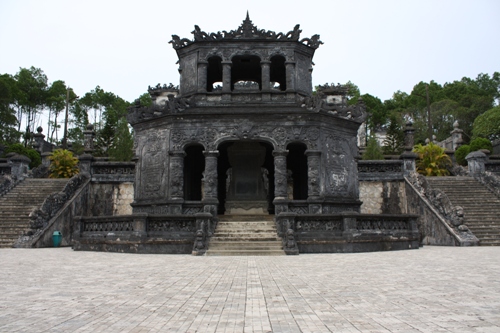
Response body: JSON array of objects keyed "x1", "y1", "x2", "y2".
[
  {"x1": 9, "y1": 154, "x2": 31, "y2": 180},
  {"x1": 132, "y1": 213, "x2": 148, "y2": 239},
  {"x1": 168, "y1": 151, "x2": 186, "y2": 201},
  {"x1": 197, "y1": 61, "x2": 208, "y2": 93},
  {"x1": 32, "y1": 126, "x2": 45, "y2": 154},
  {"x1": 466, "y1": 151, "x2": 487, "y2": 177},
  {"x1": 261, "y1": 61, "x2": 271, "y2": 91},
  {"x1": 83, "y1": 124, "x2": 95, "y2": 154},
  {"x1": 79, "y1": 124, "x2": 95, "y2": 176},
  {"x1": 451, "y1": 120, "x2": 464, "y2": 151},
  {"x1": 305, "y1": 150, "x2": 321, "y2": 199},
  {"x1": 400, "y1": 121, "x2": 418, "y2": 175},
  {"x1": 285, "y1": 62, "x2": 295, "y2": 92},
  {"x1": 273, "y1": 150, "x2": 289, "y2": 214},
  {"x1": 222, "y1": 61, "x2": 232, "y2": 98},
  {"x1": 202, "y1": 150, "x2": 219, "y2": 216}
]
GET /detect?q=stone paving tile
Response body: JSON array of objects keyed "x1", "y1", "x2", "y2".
[{"x1": 0, "y1": 246, "x2": 500, "y2": 332}]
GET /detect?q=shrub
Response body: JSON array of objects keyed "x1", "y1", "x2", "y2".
[
  {"x1": 413, "y1": 142, "x2": 452, "y2": 176},
  {"x1": 454, "y1": 145, "x2": 470, "y2": 166},
  {"x1": 469, "y1": 137, "x2": 492, "y2": 153},
  {"x1": 49, "y1": 149, "x2": 79, "y2": 178},
  {"x1": 3, "y1": 143, "x2": 41, "y2": 169}
]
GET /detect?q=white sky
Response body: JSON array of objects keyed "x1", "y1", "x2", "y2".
[{"x1": 1, "y1": 0, "x2": 499, "y2": 104}]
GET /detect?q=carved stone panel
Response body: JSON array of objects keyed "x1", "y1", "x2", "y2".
[{"x1": 137, "y1": 130, "x2": 169, "y2": 201}]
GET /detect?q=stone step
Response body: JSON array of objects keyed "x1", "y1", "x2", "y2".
[
  {"x1": 426, "y1": 176, "x2": 500, "y2": 246},
  {"x1": 205, "y1": 250, "x2": 285, "y2": 256}
]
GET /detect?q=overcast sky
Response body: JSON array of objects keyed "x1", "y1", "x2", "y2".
[{"x1": 1, "y1": 0, "x2": 499, "y2": 103}]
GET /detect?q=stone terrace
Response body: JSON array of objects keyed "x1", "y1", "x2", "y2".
[{"x1": 0, "y1": 247, "x2": 499, "y2": 332}]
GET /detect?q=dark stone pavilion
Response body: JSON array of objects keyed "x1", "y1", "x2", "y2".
[{"x1": 74, "y1": 14, "x2": 419, "y2": 254}]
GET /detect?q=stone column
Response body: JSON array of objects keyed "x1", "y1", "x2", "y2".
[
  {"x1": 400, "y1": 121, "x2": 418, "y2": 175},
  {"x1": 222, "y1": 61, "x2": 232, "y2": 93},
  {"x1": 273, "y1": 150, "x2": 289, "y2": 214},
  {"x1": 168, "y1": 151, "x2": 186, "y2": 201},
  {"x1": 451, "y1": 120, "x2": 464, "y2": 151},
  {"x1": 260, "y1": 61, "x2": 271, "y2": 91},
  {"x1": 197, "y1": 60, "x2": 208, "y2": 93},
  {"x1": 79, "y1": 124, "x2": 95, "y2": 176},
  {"x1": 305, "y1": 150, "x2": 321, "y2": 199},
  {"x1": 202, "y1": 150, "x2": 219, "y2": 216},
  {"x1": 32, "y1": 126, "x2": 45, "y2": 154},
  {"x1": 466, "y1": 151, "x2": 487, "y2": 177},
  {"x1": 285, "y1": 62, "x2": 295, "y2": 92}
]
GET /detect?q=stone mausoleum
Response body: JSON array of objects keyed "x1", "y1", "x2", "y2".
[{"x1": 73, "y1": 14, "x2": 419, "y2": 254}]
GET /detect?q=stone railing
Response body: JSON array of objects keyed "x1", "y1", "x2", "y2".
[
  {"x1": 0, "y1": 174, "x2": 18, "y2": 197},
  {"x1": 358, "y1": 160, "x2": 404, "y2": 181},
  {"x1": 404, "y1": 172, "x2": 479, "y2": 246},
  {"x1": 485, "y1": 160, "x2": 500, "y2": 174},
  {"x1": 90, "y1": 161, "x2": 135, "y2": 182},
  {"x1": 14, "y1": 174, "x2": 90, "y2": 248},
  {"x1": 74, "y1": 212, "x2": 214, "y2": 255},
  {"x1": 276, "y1": 212, "x2": 419, "y2": 254}
]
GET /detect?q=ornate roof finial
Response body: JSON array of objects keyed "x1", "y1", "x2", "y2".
[{"x1": 241, "y1": 11, "x2": 254, "y2": 38}]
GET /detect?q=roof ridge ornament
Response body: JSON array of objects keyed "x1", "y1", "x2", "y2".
[{"x1": 169, "y1": 13, "x2": 322, "y2": 50}]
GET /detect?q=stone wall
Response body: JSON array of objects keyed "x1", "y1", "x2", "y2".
[
  {"x1": 85, "y1": 183, "x2": 134, "y2": 216},
  {"x1": 359, "y1": 181, "x2": 407, "y2": 215}
]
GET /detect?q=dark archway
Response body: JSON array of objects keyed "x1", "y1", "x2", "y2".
[
  {"x1": 184, "y1": 144, "x2": 205, "y2": 201},
  {"x1": 270, "y1": 55, "x2": 286, "y2": 91},
  {"x1": 207, "y1": 56, "x2": 222, "y2": 92},
  {"x1": 286, "y1": 142, "x2": 308, "y2": 200},
  {"x1": 231, "y1": 55, "x2": 262, "y2": 90},
  {"x1": 217, "y1": 140, "x2": 275, "y2": 214}
]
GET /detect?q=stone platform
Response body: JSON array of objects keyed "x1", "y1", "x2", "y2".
[{"x1": 1, "y1": 246, "x2": 500, "y2": 332}]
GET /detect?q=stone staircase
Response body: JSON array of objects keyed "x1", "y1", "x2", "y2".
[
  {"x1": 0, "y1": 178, "x2": 69, "y2": 248},
  {"x1": 426, "y1": 176, "x2": 500, "y2": 246},
  {"x1": 206, "y1": 215, "x2": 285, "y2": 256}
]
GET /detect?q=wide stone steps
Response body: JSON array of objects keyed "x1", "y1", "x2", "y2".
[
  {"x1": 206, "y1": 215, "x2": 285, "y2": 256},
  {"x1": 0, "y1": 178, "x2": 69, "y2": 248},
  {"x1": 426, "y1": 176, "x2": 500, "y2": 246}
]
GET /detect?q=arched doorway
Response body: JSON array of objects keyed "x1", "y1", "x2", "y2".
[{"x1": 217, "y1": 140, "x2": 275, "y2": 214}]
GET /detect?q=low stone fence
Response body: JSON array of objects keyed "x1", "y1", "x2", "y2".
[
  {"x1": 73, "y1": 212, "x2": 214, "y2": 255},
  {"x1": 485, "y1": 160, "x2": 500, "y2": 174},
  {"x1": 90, "y1": 161, "x2": 135, "y2": 182},
  {"x1": 275, "y1": 212, "x2": 419, "y2": 254},
  {"x1": 358, "y1": 160, "x2": 404, "y2": 181}
]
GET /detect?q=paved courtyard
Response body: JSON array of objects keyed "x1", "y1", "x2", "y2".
[{"x1": 0, "y1": 246, "x2": 499, "y2": 333}]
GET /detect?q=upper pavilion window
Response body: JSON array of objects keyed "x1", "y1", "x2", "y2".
[
  {"x1": 270, "y1": 55, "x2": 286, "y2": 91},
  {"x1": 231, "y1": 55, "x2": 261, "y2": 91},
  {"x1": 207, "y1": 56, "x2": 222, "y2": 92}
]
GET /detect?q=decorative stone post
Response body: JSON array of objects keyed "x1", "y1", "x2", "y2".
[
  {"x1": 305, "y1": 150, "x2": 321, "y2": 199},
  {"x1": 451, "y1": 120, "x2": 464, "y2": 151},
  {"x1": 168, "y1": 151, "x2": 186, "y2": 201},
  {"x1": 400, "y1": 121, "x2": 418, "y2": 175},
  {"x1": 222, "y1": 61, "x2": 232, "y2": 100},
  {"x1": 466, "y1": 151, "x2": 487, "y2": 177},
  {"x1": 197, "y1": 60, "x2": 208, "y2": 93},
  {"x1": 273, "y1": 150, "x2": 288, "y2": 214},
  {"x1": 9, "y1": 154, "x2": 31, "y2": 180},
  {"x1": 32, "y1": 126, "x2": 45, "y2": 154},
  {"x1": 79, "y1": 124, "x2": 95, "y2": 176},
  {"x1": 202, "y1": 150, "x2": 219, "y2": 216}
]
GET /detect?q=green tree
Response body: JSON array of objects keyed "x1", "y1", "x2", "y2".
[
  {"x1": 108, "y1": 117, "x2": 134, "y2": 161},
  {"x1": 472, "y1": 106, "x2": 500, "y2": 141},
  {"x1": 454, "y1": 145, "x2": 470, "y2": 166},
  {"x1": 3, "y1": 143, "x2": 41, "y2": 168},
  {"x1": 0, "y1": 74, "x2": 20, "y2": 143},
  {"x1": 362, "y1": 136, "x2": 384, "y2": 160},
  {"x1": 383, "y1": 115, "x2": 404, "y2": 155},
  {"x1": 14, "y1": 67, "x2": 48, "y2": 145}
]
